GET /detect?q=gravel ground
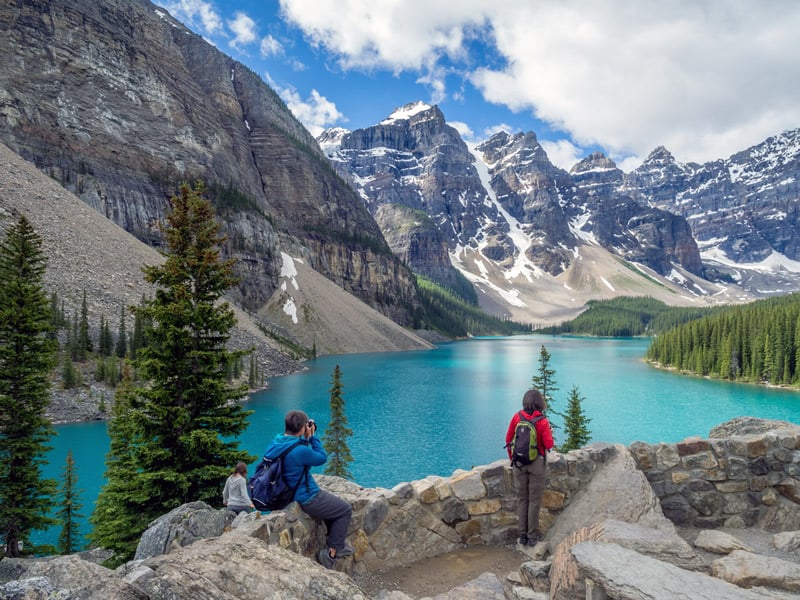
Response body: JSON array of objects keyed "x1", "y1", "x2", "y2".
[{"x1": 353, "y1": 545, "x2": 527, "y2": 598}]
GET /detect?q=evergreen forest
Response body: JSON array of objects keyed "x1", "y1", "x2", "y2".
[
  {"x1": 415, "y1": 275, "x2": 531, "y2": 337},
  {"x1": 542, "y1": 296, "x2": 720, "y2": 337},
  {"x1": 646, "y1": 292, "x2": 800, "y2": 386}
]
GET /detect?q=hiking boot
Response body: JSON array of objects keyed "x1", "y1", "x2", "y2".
[
  {"x1": 317, "y1": 548, "x2": 335, "y2": 569},
  {"x1": 527, "y1": 530, "x2": 544, "y2": 545},
  {"x1": 517, "y1": 533, "x2": 528, "y2": 545},
  {"x1": 337, "y1": 543, "x2": 355, "y2": 558}
]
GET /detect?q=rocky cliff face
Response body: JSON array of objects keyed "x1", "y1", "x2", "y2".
[
  {"x1": 322, "y1": 103, "x2": 800, "y2": 319},
  {"x1": 568, "y1": 152, "x2": 705, "y2": 277},
  {"x1": 624, "y1": 130, "x2": 800, "y2": 268},
  {"x1": 321, "y1": 102, "x2": 497, "y2": 289},
  {"x1": 0, "y1": 0, "x2": 418, "y2": 326},
  {"x1": 323, "y1": 107, "x2": 705, "y2": 290}
]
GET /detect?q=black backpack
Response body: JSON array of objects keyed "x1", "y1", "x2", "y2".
[
  {"x1": 509, "y1": 411, "x2": 544, "y2": 467},
  {"x1": 248, "y1": 441, "x2": 309, "y2": 511}
]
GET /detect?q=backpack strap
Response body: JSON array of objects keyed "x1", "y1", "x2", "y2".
[
  {"x1": 264, "y1": 439, "x2": 310, "y2": 499},
  {"x1": 264, "y1": 438, "x2": 303, "y2": 463}
]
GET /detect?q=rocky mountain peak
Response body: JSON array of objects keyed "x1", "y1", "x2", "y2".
[
  {"x1": 379, "y1": 101, "x2": 436, "y2": 125},
  {"x1": 643, "y1": 145, "x2": 676, "y2": 165},
  {"x1": 317, "y1": 127, "x2": 351, "y2": 156},
  {"x1": 571, "y1": 151, "x2": 619, "y2": 175},
  {"x1": 319, "y1": 102, "x2": 492, "y2": 291},
  {"x1": 476, "y1": 131, "x2": 547, "y2": 169}
]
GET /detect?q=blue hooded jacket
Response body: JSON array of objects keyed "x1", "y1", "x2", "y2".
[{"x1": 263, "y1": 433, "x2": 327, "y2": 505}]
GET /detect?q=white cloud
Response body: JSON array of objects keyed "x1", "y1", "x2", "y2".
[
  {"x1": 448, "y1": 121, "x2": 474, "y2": 141},
  {"x1": 228, "y1": 11, "x2": 257, "y2": 49},
  {"x1": 416, "y1": 67, "x2": 448, "y2": 105},
  {"x1": 540, "y1": 139, "x2": 584, "y2": 171},
  {"x1": 279, "y1": 0, "x2": 486, "y2": 71},
  {"x1": 279, "y1": 0, "x2": 800, "y2": 164},
  {"x1": 260, "y1": 35, "x2": 284, "y2": 58},
  {"x1": 277, "y1": 86, "x2": 345, "y2": 136},
  {"x1": 158, "y1": 0, "x2": 222, "y2": 35},
  {"x1": 482, "y1": 123, "x2": 512, "y2": 139}
]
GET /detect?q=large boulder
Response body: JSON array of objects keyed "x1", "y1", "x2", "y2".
[
  {"x1": 548, "y1": 519, "x2": 706, "y2": 599},
  {"x1": 0, "y1": 554, "x2": 145, "y2": 599},
  {"x1": 558, "y1": 542, "x2": 773, "y2": 600},
  {"x1": 693, "y1": 530, "x2": 753, "y2": 554},
  {"x1": 134, "y1": 501, "x2": 235, "y2": 560},
  {"x1": 127, "y1": 534, "x2": 367, "y2": 599},
  {"x1": 712, "y1": 550, "x2": 800, "y2": 593},
  {"x1": 709, "y1": 417, "x2": 800, "y2": 438},
  {"x1": 545, "y1": 444, "x2": 667, "y2": 551}
]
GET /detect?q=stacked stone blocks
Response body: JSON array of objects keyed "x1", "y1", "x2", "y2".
[{"x1": 629, "y1": 426, "x2": 800, "y2": 530}]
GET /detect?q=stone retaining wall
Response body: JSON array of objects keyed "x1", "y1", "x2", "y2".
[
  {"x1": 628, "y1": 426, "x2": 800, "y2": 531},
  {"x1": 233, "y1": 425, "x2": 800, "y2": 573},
  {"x1": 237, "y1": 443, "x2": 617, "y2": 572}
]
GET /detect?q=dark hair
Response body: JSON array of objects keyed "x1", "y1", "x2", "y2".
[
  {"x1": 284, "y1": 410, "x2": 309, "y2": 434},
  {"x1": 233, "y1": 462, "x2": 247, "y2": 477},
  {"x1": 522, "y1": 389, "x2": 546, "y2": 413}
]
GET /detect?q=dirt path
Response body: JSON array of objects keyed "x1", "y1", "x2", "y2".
[{"x1": 352, "y1": 545, "x2": 528, "y2": 598}]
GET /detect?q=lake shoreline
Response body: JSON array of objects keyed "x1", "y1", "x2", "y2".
[{"x1": 645, "y1": 359, "x2": 800, "y2": 393}]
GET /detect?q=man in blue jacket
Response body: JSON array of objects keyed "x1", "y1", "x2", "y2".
[{"x1": 263, "y1": 410, "x2": 353, "y2": 569}]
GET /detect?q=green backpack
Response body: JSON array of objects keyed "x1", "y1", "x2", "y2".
[{"x1": 510, "y1": 411, "x2": 544, "y2": 467}]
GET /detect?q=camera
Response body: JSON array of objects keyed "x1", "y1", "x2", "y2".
[{"x1": 308, "y1": 419, "x2": 315, "y2": 428}]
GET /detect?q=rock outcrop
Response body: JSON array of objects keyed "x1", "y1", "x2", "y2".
[{"x1": 2, "y1": 418, "x2": 798, "y2": 599}]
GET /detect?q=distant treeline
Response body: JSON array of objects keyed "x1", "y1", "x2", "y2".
[
  {"x1": 646, "y1": 292, "x2": 800, "y2": 386},
  {"x1": 541, "y1": 296, "x2": 720, "y2": 337},
  {"x1": 414, "y1": 276, "x2": 532, "y2": 337}
]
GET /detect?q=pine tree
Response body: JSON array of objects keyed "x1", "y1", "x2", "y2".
[
  {"x1": 129, "y1": 296, "x2": 148, "y2": 359},
  {"x1": 89, "y1": 367, "x2": 150, "y2": 566},
  {"x1": 62, "y1": 354, "x2": 78, "y2": 389},
  {"x1": 322, "y1": 365, "x2": 353, "y2": 479},
  {"x1": 0, "y1": 216, "x2": 58, "y2": 557},
  {"x1": 78, "y1": 289, "x2": 91, "y2": 359},
  {"x1": 56, "y1": 449, "x2": 83, "y2": 554},
  {"x1": 248, "y1": 353, "x2": 257, "y2": 388},
  {"x1": 69, "y1": 311, "x2": 79, "y2": 361},
  {"x1": 92, "y1": 182, "x2": 254, "y2": 563},
  {"x1": 115, "y1": 305, "x2": 127, "y2": 359},
  {"x1": 532, "y1": 345, "x2": 561, "y2": 418},
  {"x1": 49, "y1": 291, "x2": 64, "y2": 333},
  {"x1": 99, "y1": 314, "x2": 113, "y2": 357},
  {"x1": 561, "y1": 385, "x2": 591, "y2": 452}
]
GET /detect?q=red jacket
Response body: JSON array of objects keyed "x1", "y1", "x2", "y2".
[{"x1": 505, "y1": 410, "x2": 554, "y2": 459}]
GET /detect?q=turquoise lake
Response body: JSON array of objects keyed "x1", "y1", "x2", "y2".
[{"x1": 36, "y1": 334, "x2": 800, "y2": 548}]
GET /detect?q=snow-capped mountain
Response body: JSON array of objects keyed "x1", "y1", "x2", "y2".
[
  {"x1": 624, "y1": 130, "x2": 800, "y2": 295},
  {"x1": 322, "y1": 102, "x2": 500, "y2": 292},
  {"x1": 320, "y1": 102, "x2": 756, "y2": 324}
]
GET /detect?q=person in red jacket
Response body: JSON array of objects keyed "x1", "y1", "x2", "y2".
[{"x1": 505, "y1": 388, "x2": 555, "y2": 545}]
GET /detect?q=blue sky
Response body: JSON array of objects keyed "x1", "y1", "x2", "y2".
[{"x1": 155, "y1": 0, "x2": 800, "y2": 172}]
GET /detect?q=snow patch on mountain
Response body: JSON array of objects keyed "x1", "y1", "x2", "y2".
[
  {"x1": 449, "y1": 246, "x2": 527, "y2": 308},
  {"x1": 569, "y1": 210, "x2": 599, "y2": 246},
  {"x1": 279, "y1": 252, "x2": 302, "y2": 323},
  {"x1": 702, "y1": 248, "x2": 800, "y2": 274},
  {"x1": 600, "y1": 276, "x2": 615, "y2": 291},
  {"x1": 467, "y1": 144, "x2": 544, "y2": 283},
  {"x1": 317, "y1": 127, "x2": 350, "y2": 156},
  {"x1": 381, "y1": 101, "x2": 432, "y2": 124}
]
